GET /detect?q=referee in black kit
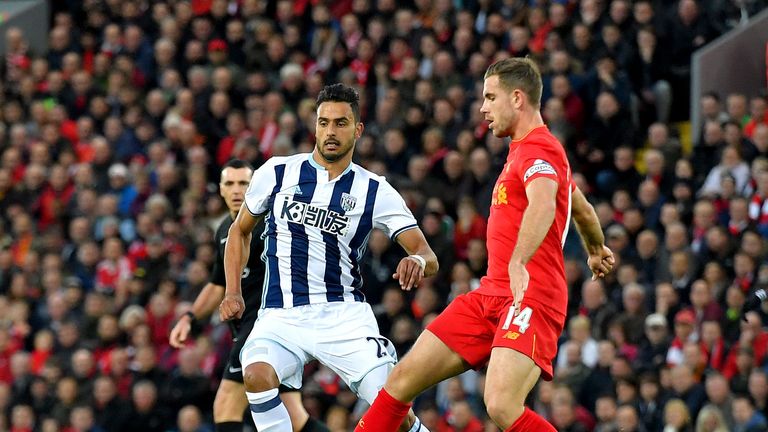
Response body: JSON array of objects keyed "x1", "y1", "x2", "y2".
[{"x1": 170, "y1": 159, "x2": 328, "y2": 432}]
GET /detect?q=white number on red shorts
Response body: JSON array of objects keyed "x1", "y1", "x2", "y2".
[{"x1": 502, "y1": 306, "x2": 533, "y2": 334}]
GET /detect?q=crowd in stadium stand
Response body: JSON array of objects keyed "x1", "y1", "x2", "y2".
[{"x1": 1, "y1": 0, "x2": 768, "y2": 431}]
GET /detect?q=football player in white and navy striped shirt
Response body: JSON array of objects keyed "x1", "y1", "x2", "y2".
[{"x1": 220, "y1": 84, "x2": 438, "y2": 432}]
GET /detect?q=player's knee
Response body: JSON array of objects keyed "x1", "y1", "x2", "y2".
[
  {"x1": 384, "y1": 364, "x2": 416, "y2": 401},
  {"x1": 485, "y1": 391, "x2": 524, "y2": 426},
  {"x1": 243, "y1": 362, "x2": 280, "y2": 393}
]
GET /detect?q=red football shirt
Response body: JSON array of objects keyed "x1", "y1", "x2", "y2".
[{"x1": 477, "y1": 125, "x2": 573, "y2": 315}]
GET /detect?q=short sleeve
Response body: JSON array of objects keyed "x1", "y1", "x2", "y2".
[
  {"x1": 244, "y1": 159, "x2": 279, "y2": 215},
  {"x1": 517, "y1": 153, "x2": 561, "y2": 188},
  {"x1": 372, "y1": 179, "x2": 418, "y2": 240},
  {"x1": 210, "y1": 254, "x2": 226, "y2": 286}
]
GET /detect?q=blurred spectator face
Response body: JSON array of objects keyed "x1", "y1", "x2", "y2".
[
  {"x1": 704, "y1": 374, "x2": 730, "y2": 405},
  {"x1": 724, "y1": 122, "x2": 743, "y2": 147},
  {"x1": 56, "y1": 376, "x2": 78, "y2": 403},
  {"x1": 732, "y1": 398, "x2": 754, "y2": 424},
  {"x1": 544, "y1": 98, "x2": 565, "y2": 123},
  {"x1": 597, "y1": 92, "x2": 619, "y2": 120},
  {"x1": 581, "y1": 279, "x2": 606, "y2": 310},
  {"x1": 551, "y1": 75, "x2": 571, "y2": 99},
  {"x1": 720, "y1": 145, "x2": 742, "y2": 168},
  {"x1": 10, "y1": 351, "x2": 31, "y2": 379},
  {"x1": 613, "y1": 147, "x2": 634, "y2": 170},
  {"x1": 622, "y1": 284, "x2": 645, "y2": 313},
  {"x1": 693, "y1": 201, "x2": 716, "y2": 229},
  {"x1": 734, "y1": 252, "x2": 755, "y2": 277},
  {"x1": 664, "y1": 223, "x2": 688, "y2": 251},
  {"x1": 11, "y1": 405, "x2": 34, "y2": 430},
  {"x1": 551, "y1": 399, "x2": 576, "y2": 429},
  {"x1": 381, "y1": 287, "x2": 405, "y2": 317},
  {"x1": 601, "y1": 24, "x2": 621, "y2": 49},
  {"x1": 690, "y1": 280, "x2": 712, "y2": 308},
  {"x1": 70, "y1": 406, "x2": 95, "y2": 432},
  {"x1": 132, "y1": 382, "x2": 158, "y2": 412},
  {"x1": 596, "y1": 396, "x2": 617, "y2": 423},
  {"x1": 727, "y1": 93, "x2": 748, "y2": 120},
  {"x1": 610, "y1": 0, "x2": 630, "y2": 24},
  {"x1": 703, "y1": 121, "x2": 724, "y2": 146},
  {"x1": 740, "y1": 231, "x2": 763, "y2": 260},
  {"x1": 671, "y1": 366, "x2": 694, "y2": 393},
  {"x1": 93, "y1": 377, "x2": 117, "y2": 406},
  {"x1": 753, "y1": 124, "x2": 768, "y2": 151},
  {"x1": 636, "y1": 231, "x2": 659, "y2": 259},
  {"x1": 97, "y1": 314, "x2": 120, "y2": 343},
  {"x1": 445, "y1": 377, "x2": 465, "y2": 402},
  {"x1": 177, "y1": 406, "x2": 203, "y2": 432},
  {"x1": 23, "y1": 163, "x2": 46, "y2": 190},
  {"x1": 749, "y1": 371, "x2": 768, "y2": 402},
  {"x1": 178, "y1": 348, "x2": 201, "y2": 376},
  {"x1": 597, "y1": 341, "x2": 616, "y2": 367},
  {"x1": 564, "y1": 341, "x2": 582, "y2": 366},
  {"x1": 71, "y1": 349, "x2": 95, "y2": 378}
]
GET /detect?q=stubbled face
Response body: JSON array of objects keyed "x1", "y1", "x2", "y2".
[
  {"x1": 480, "y1": 75, "x2": 519, "y2": 138},
  {"x1": 219, "y1": 167, "x2": 252, "y2": 214},
  {"x1": 315, "y1": 101, "x2": 362, "y2": 163}
]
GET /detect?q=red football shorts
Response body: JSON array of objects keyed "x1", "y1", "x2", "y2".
[{"x1": 426, "y1": 290, "x2": 565, "y2": 380}]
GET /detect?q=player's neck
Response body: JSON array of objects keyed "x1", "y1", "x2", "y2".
[
  {"x1": 511, "y1": 111, "x2": 545, "y2": 141},
  {"x1": 228, "y1": 210, "x2": 238, "y2": 220},
  {"x1": 311, "y1": 151, "x2": 352, "y2": 180}
]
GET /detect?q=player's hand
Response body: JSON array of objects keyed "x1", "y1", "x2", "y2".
[
  {"x1": 587, "y1": 245, "x2": 615, "y2": 280},
  {"x1": 169, "y1": 315, "x2": 192, "y2": 348},
  {"x1": 219, "y1": 293, "x2": 245, "y2": 321},
  {"x1": 393, "y1": 256, "x2": 425, "y2": 291},
  {"x1": 508, "y1": 260, "x2": 530, "y2": 316}
]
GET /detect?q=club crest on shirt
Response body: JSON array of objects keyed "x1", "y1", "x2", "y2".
[
  {"x1": 340, "y1": 193, "x2": 357, "y2": 212},
  {"x1": 492, "y1": 182, "x2": 508, "y2": 205},
  {"x1": 523, "y1": 159, "x2": 556, "y2": 182}
]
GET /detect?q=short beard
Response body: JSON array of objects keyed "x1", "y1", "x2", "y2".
[{"x1": 317, "y1": 141, "x2": 353, "y2": 162}]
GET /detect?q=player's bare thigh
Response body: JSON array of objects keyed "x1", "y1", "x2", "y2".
[
  {"x1": 384, "y1": 329, "x2": 469, "y2": 402},
  {"x1": 484, "y1": 347, "x2": 541, "y2": 428}
]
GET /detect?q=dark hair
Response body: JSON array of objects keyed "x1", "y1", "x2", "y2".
[
  {"x1": 222, "y1": 159, "x2": 253, "y2": 171},
  {"x1": 703, "y1": 91, "x2": 721, "y2": 102},
  {"x1": 484, "y1": 57, "x2": 543, "y2": 108},
  {"x1": 316, "y1": 83, "x2": 361, "y2": 122}
]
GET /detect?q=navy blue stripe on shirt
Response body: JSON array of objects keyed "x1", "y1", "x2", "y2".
[
  {"x1": 263, "y1": 164, "x2": 286, "y2": 308},
  {"x1": 324, "y1": 171, "x2": 356, "y2": 302},
  {"x1": 288, "y1": 161, "x2": 317, "y2": 307},
  {"x1": 348, "y1": 178, "x2": 379, "y2": 301}
]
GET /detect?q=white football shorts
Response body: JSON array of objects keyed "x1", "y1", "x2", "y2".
[{"x1": 239, "y1": 301, "x2": 397, "y2": 397}]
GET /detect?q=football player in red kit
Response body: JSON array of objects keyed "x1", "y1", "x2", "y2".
[{"x1": 355, "y1": 57, "x2": 615, "y2": 431}]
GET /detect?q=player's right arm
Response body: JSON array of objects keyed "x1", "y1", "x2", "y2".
[
  {"x1": 219, "y1": 158, "x2": 278, "y2": 321},
  {"x1": 571, "y1": 185, "x2": 614, "y2": 280},
  {"x1": 169, "y1": 282, "x2": 225, "y2": 348},
  {"x1": 220, "y1": 209, "x2": 260, "y2": 321}
]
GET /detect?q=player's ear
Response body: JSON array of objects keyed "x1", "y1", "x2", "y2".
[
  {"x1": 355, "y1": 122, "x2": 364, "y2": 139},
  {"x1": 513, "y1": 89, "x2": 525, "y2": 109}
]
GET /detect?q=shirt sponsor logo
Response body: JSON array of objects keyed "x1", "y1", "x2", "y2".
[
  {"x1": 523, "y1": 159, "x2": 556, "y2": 182},
  {"x1": 280, "y1": 196, "x2": 350, "y2": 235}
]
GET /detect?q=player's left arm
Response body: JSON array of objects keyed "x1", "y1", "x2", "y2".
[
  {"x1": 509, "y1": 177, "x2": 558, "y2": 315},
  {"x1": 571, "y1": 185, "x2": 614, "y2": 280},
  {"x1": 393, "y1": 228, "x2": 439, "y2": 291}
]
